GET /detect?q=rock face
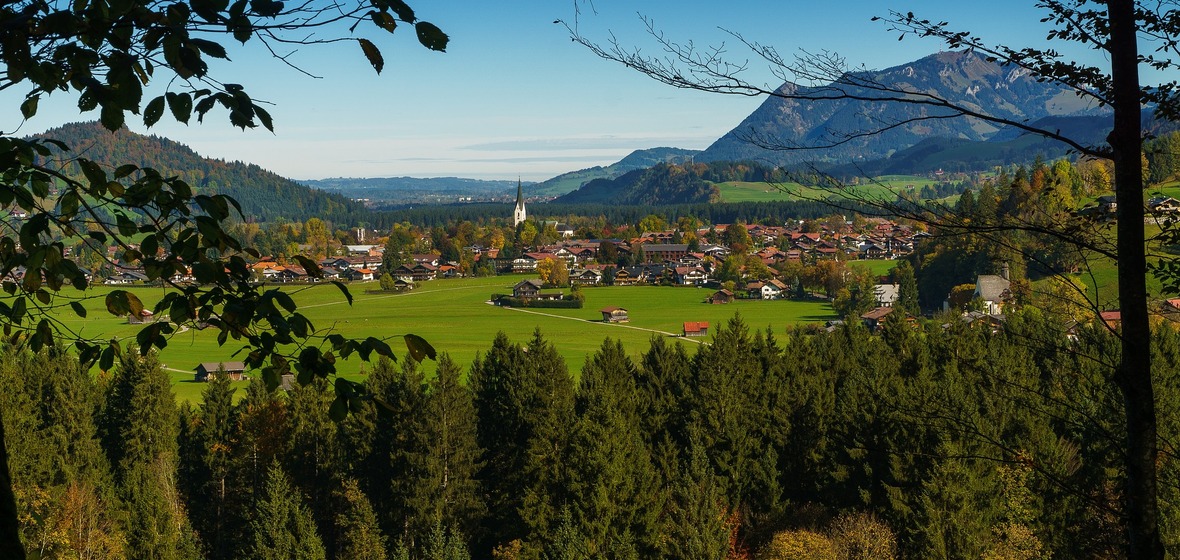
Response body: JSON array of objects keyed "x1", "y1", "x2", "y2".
[{"x1": 698, "y1": 50, "x2": 1106, "y2": 165}]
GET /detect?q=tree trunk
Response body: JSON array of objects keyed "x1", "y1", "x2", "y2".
[
  {"x1": 0, "y1": 405, "x2": 27, "y2": 560},
  {"x1": 1107, "y1": 1, "x2": 1163, "y2": 558}
]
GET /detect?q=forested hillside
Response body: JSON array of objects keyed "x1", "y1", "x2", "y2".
[
  {"x1": 30, "y1": 122, "x2": 365, "y2": 222},
  {"x1": 554, "y1": 162, "x2": 719, "y2": 204},
  {"x1": 5, "y1": 315, "x2": 1179, "y2": 559}
]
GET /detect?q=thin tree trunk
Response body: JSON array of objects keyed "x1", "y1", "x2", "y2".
[
  {"x1": 1107, "y1": 1, "x2": 1163, "y2": 558},
  {"x1": 0, "y1": 405, "x2": 27, "y2": 560}
]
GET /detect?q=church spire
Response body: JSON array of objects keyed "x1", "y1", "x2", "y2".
[{"x1": 513, "y1": 178, "x2": 527, "y2": 226}]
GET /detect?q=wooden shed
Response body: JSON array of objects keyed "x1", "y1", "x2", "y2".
[{"x1": 600, "y1": 306, "x2": 629, "y2": 323}]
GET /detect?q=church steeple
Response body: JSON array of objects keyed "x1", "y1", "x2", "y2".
[{"x1": 513, "y1": 178, "x2": 527, "y2": 226}]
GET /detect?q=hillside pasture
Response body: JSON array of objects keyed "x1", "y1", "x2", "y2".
[
  {"x1": 715, "y1": 175, "x2": 936, "y2": 203},
  {"x1": 40, "y1": 275, "x2": 836, "y2": 401}
]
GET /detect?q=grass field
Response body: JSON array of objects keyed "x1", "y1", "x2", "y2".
[
  {"x1": 715, "y1": 175, "x2": 936, "y2": 203},
  {"x1": 36, "y1": 276, "x2": 837, "y2": 402}
]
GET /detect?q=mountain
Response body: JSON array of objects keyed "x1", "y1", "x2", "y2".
[
  {"x1": 531, "y1": 147, "x2": 698, "y2": 197},
  {"x1": 29, "y1": 122, "x2": 363, "y2": 223},
  {"x1": 302, "y1": 176, "x2": 523, "y2": 206},
  {"x1": 553, "y1": 162, "x2": 717, "y2": 205},
  {"x1": 699, "y1": 50, "x2": 1107, "y2": 166},
  {"x1": 822, "y1": 109, "x2": 1180, "y2": 177}
]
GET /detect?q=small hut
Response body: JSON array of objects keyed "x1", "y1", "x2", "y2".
[{"x1": 600, "y1": 306, "x2": 629, "y2": 323}]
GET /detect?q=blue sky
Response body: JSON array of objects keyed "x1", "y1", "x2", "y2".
[{"x1": 2, "y1": 1, "x2": 1097, "y2": 181}]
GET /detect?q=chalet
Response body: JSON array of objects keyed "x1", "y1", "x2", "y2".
[
  {"x1": 1101, "y1": 310, "x2": 1122, "y2": 329},
  {"x1": 673, "y1": 266, "x2": 709, "y2": 286},
  {"x1": 746, "y1": 281, "x2": 766, "y2": 299},
  {"x1": 341, "y1": 268, "x2": 375, "y2": 281},
  {"x1": 974, "y1": 267, "x2": 1012, "y2": 315},
  {"x1": 709, "y1": 289, "x2": 735, "y2": 305},
  {"x1": 194, "y1": 361, "x2": 248, "y2": 382},
  {"x1": 570, "y1": 269, "x2": 603, "y2": 286},
  {"x1": 104, "y1": 269, "x2": 149, "y2": 285},
  {"x1": 874, "y1": 284, "x2": 900, "y2": 307},
  {"x1": 411, "y1": 254, "x2": 441, "y2": 267},
  {"x1": 513, "y1": 279, "x2": 544, "y2": 299},
  {"x1": 1097, "y1": 195, "x2": 1118, "y2": 214},
  {"x1": 761, "y1": 279, "x2": 788, "y2": 300},
  {"x1": 600, "y1": 306, "x2": 629, "y2": 323},
  {"x1": 683, "y1": 321, "x2": 710, "y2": 337},
  {"x1": 612, "y1": 268, "x2": 639, "y2": 286},
  {"x1": 394, "y1": 278, "x2": 415, "y2": 291},
  {"x1": 861, "y1": 307, "x2": 894, "y2": 333},
  {"x1": 1149, "y1": 196, "x2": 1180, "y2": 214},
  {"x1": 409, "y1": 263, "x2": 438, "y2": 282}
]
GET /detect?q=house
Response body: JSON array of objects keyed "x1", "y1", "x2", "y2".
[
  {"x1": 612, "y1": 268, "x2": 639, "y2": 286},
  {"x1": 861, "y1": 307, "x2": 894, "y2": 332},
  {"x1": 641, "y1": 243, "x2": 690, "y2": 263},
  {"x1": 194, "y1": 361, "x2": 248, "y2": 382},
  {"x1": 709, "y1": 289, "x2": 734, "y2": 305},
  {"x1": 762, "y1": 279, "x2": 788, "y2": 300},
  {"x1": 683, "y1": 321, "x2": 710, "y2": 337},
  {"x1": 394, "y1": 278, "x2": 415, "y2": 291},
  {"x1": 974, "y1": 267, "x2": 1012, "y2": 315},
  {"x1": 341, "y1": 268, "x2": 375, "y2": 281},
  {"x1": 600, "y1": 306, "x2": 629, "y2": 323},
  {"x1": 673, "y1": 266, "x2": 709, "y2": 286},
  {"x1": 570, "y1": 268, "x2": 603, "y2": 286},
  {"x1": 513, "y1": 279, "x2": 544, "y2": 299},
  {"x1": 874, "y1": 283, "x2": 900, "y2": 307},
  {"x1": 1149, "y1": 196, "x2": 1180, "y2": 214}
]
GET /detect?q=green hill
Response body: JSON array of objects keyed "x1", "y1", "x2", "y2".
[
  {"x1": 30, "y1": 122, "x2": 365, "y2": 223},
  {"x1": 533, "y1": 147, "x2": 698, "y2": 197}
]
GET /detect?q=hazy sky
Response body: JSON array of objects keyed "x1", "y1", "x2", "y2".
[{"x1": 2, "y1": 1, "x2": 1094, "y2": 181}]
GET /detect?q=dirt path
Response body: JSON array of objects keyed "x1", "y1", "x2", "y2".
[{"x1": 502, "y1": 306, "x2": 705, "y2": 344}]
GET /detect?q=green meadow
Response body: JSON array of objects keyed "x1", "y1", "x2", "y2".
[
  {"x1": 36, "y1": 275, "x2": 837, "y2": 402},
  {"x1": 715, "y1": 175, "x2": 936, "y2": 203}
]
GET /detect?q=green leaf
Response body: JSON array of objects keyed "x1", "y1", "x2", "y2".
[
  {"x1": 292, "y1": 255, "x2": 322, "y2": 279},
  {"x1": 403, "y1": 334, "x2": 436, "y2": 361},
  {"x1": 143, "y1": 95, "x2": 166, "y2": 126},
  {"x1": 358, "y1": 38, "x2": 384, "y2": 74},
  {"x1": 190, "y1": 38, "x2": 229, "y2": 59},
  {"x1": 10, "y1": 297, "x2": 26, "y2": 323},
  {"x1": 369, "y1": 10, "x2": 397, "y2": 33},
  {"x1": 331, "y1": 280, "x2": 354, "y2": 305},
  {"x1": 329, "y1": 396, "x2": 348, "y2": 422},
  {"x1": 166, "y1": 92, "x2": 193, "y2": 123},
  {"x1": 100, "y1": 104, "x2": 125, "y2": 132},
  {"x1": 20, "y1": 95, "x2": 39, "y2": 119},
  {"x1": 414, "y1": 21, "x2": 448, "y2": 52},
  {"x1": 388, "y1": 0, "x2": 415, "y2": 22},
  {"x1": 105, "y1": 290, "x2": 144, "y2": 317}
]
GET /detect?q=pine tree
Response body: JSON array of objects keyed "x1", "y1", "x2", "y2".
[
  {"x1": 470, "y1": 330, "x2": 575, "y2": 555},
  {"x1": 287, "y1": 378, "x2": 343, "y2": 552},
  {"x1": 249, "y1": 464, "x2": 327, "y2": 560},
  {"x1": 335, "y1": 478, "x2": 388, "y2": 560},
  {"x1": 404, "y1": 353, "x2": 484, "y2": 547},
  {"x1": 188, "y1": 370, "x2": 238, "y2": 559},
  {"x1": 98, "y1": 350, "x2": 199, "y2": 559},
  {"x1": 663, "y1": 433, "x2": 731, "y2": 560},
  {"x1": 564, "y1": 339, "x2": 662, "y2": 558},
  {"x1": 230, "y1": 375, "x2": 292, "y2": 552}
]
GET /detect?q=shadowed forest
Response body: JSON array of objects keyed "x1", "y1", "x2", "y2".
[{"x1": 6, "y1": 312, "x2": 1180, "y2": 559}]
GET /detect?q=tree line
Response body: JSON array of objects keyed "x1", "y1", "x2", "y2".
[{"x1": 5, "y1": 310, "x2": 1180, "y2": 559}]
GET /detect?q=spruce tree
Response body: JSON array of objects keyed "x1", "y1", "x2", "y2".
[
  {"x1": 564, "y1": 339, "x2": 662, "y2": 558},
  {"x1": 99, "y1": 350, "x2": 200, "y2": 559},
  {"x1": 404, "y1": 353, "x2": 484, "y2": 547},
  {"x1": 190, "y1": 370, "x2": 238, "y2": 559},
  {"x1": 249, "y1": 464, "x2": 327, "y2": 560},
  {"x1": 335, "y1": 478, "x2": 388, "y2": 560},
  {"x1": 287, "y1": 378, "x2": 344, "y2": 552}
]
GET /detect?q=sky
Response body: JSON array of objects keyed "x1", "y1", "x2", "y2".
[{"x1": 1, "y1": 1, "x2": 1101, "y2": 181}]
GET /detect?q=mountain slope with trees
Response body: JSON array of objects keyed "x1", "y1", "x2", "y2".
[{"x1": 30, "y1": 122, "x2": 365, "y2": 223}]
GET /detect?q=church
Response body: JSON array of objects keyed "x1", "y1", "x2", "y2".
[{"x1": 513, "y1": 179, "x2": 526, "y2": 226}]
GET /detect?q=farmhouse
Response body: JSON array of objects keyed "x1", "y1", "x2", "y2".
[
  {"x1": 600, "y1": 306, "x2": 629, "y2": 323},
  {"x1": 974, "y1": 269, "x2": 1012, "y2": 316},
  {"x1": 709, "y1": 289, "x2": 735, "y2": 305},
  {"x1": 194, "y1": 361, "x2": 248, "y2": 382},
  {"x1": 683, "y1": 321, "x2": 710, "y2": 337},
  {"x1": 874, "y1": 283, "x2": 900, "y2": 307},
  {"x1": 513, "y1": 279, "x2": 544, "y2": 298},
  {"x1": 861, "y1": 307, "x2": 894, "y2": 333}
]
